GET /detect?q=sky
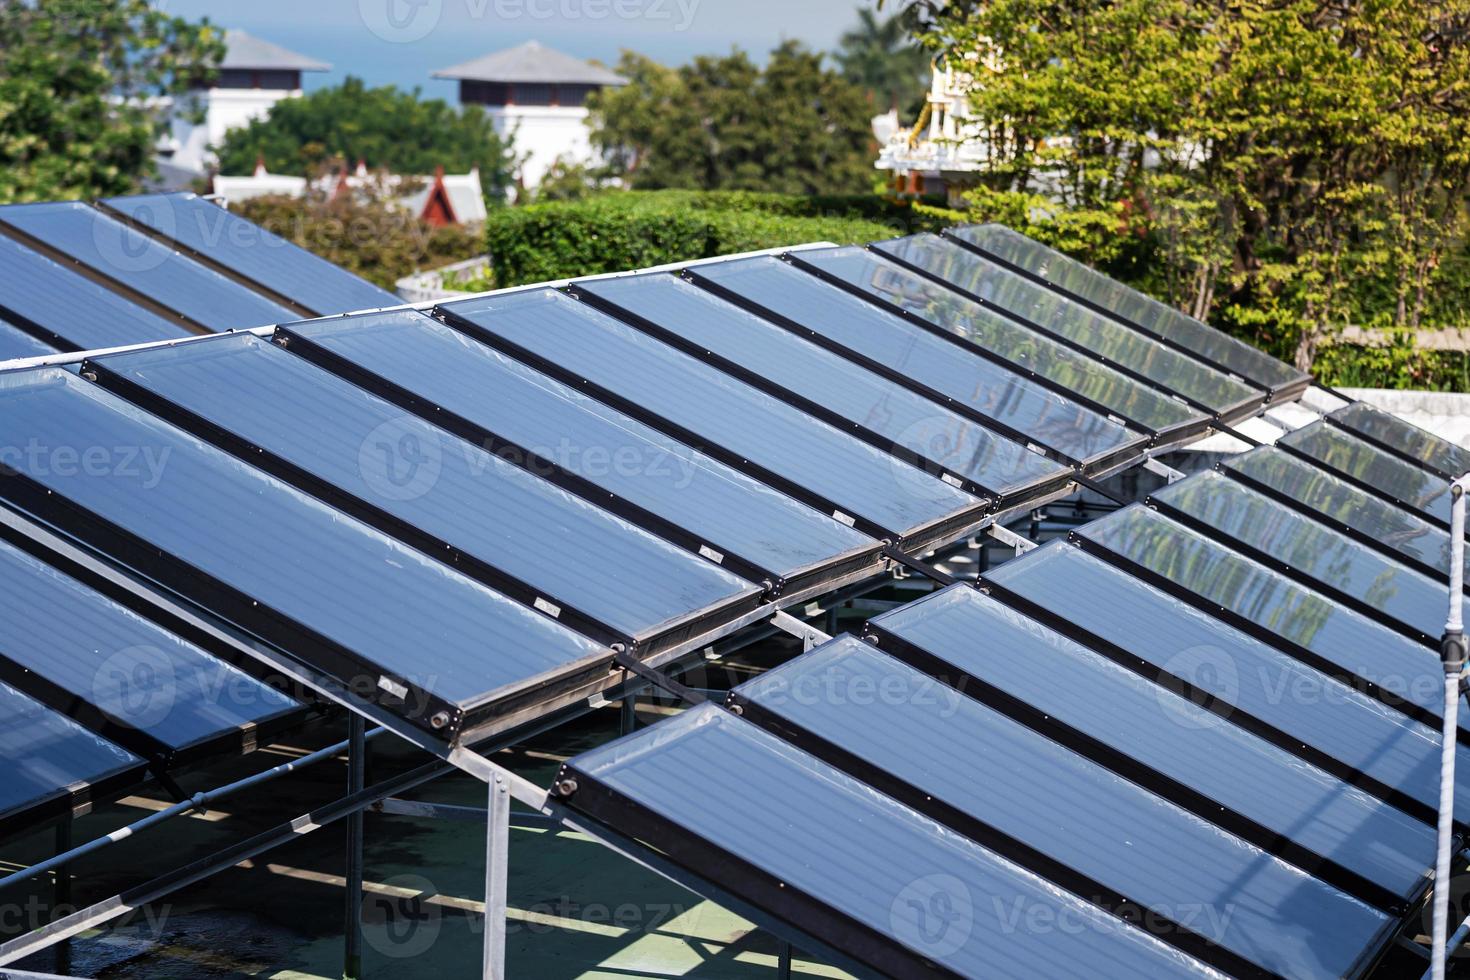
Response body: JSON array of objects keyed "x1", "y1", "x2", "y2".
[{"x1": 159, "y1": 0, "x2": 882, "y2": 99}]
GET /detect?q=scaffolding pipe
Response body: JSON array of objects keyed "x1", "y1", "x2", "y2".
[
  {"x1": 343, "y1": 715, "x2": 366, "y2": 980},
  {"x1": 0, "y1": 727, "x2": 388, "y2": 894},
  {"x1": 1431, "y1": 478, "x2": 1468, "y2": 980}
]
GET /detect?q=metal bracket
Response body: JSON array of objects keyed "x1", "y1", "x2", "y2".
[
  {"x1": 986, "y1": 523, "x2": 1038, "y2": 557},
  {"x1": 769, "y1": 610, "x2": 831, "y2": 651},
  {"x1": 1142, "y1": 457, "x2": 1186, "y2": 484},
  {"x1": 612, "y1": 647, "x2": 707, "y2": 705}
]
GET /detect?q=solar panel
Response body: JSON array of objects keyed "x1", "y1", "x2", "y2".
[
  {"x1": 1222, "y1": 445, "x2": 1469, "y2": 584},
  {"x1": 0, "y1": 368, "x2": 607, "y2": 739},
  {"x1": 1327, "y1": 400, "x2": 1470, "y2": 480},
  {"x1": 558, "y1": 703, "x2": 1223, "y2": 979},
  {"x1": 0, "y1": 317, "x2": 55, "y2": 360},
  {"x1": 1074, "y1": 504, "x2": 1465, "y2": 739},
  {"x1": 730, "y1": 635, "x2": 1391, "y2": 978},
  {"x1": 0, "y1": 202, "x2": 296, "y2": 330},
  {"x1": 0, "y1": 679, "x2": 144, "y2": 836},
  {"x1": 281, "y1": 311, "x2": 882, "y2": 597},
  {"x1": 93, "y1": 332, "x2": 763, "y2": 654},
  {"x1": 1151, "y1": 470, "x2": 1445, "y2": 644},
  {"x1": 865, "y1": 236, "x2": 1260, "y2": 419},
  {"x1": 1278, "y1": 420, "x2": 1457, "y2": 530},
  {"x1": 574, "y1": 273, "x2": 1072, "y2": 508},
  {"x1": 0, "y1": 234, "x2": 191, "y2": 351},
  {"x1": 868, "y1": 585, "x2": 1437, "y2": 908},
  {"x1": 102, "y1": 193, "x2": 398, "y2": 316},
  {"x1": 685, "y1": 255, "x2": 1151, "y2": 470},
  {"x1": 437, "y1": 289, "x2": 985, "y2": 548},
  {"x1": 0, "y1": 531, "x2": 299, "y2": 761},
  {"x1": 944, "y1": 225, "x2": 1309, "y2": 396},
  {"x1": 983, "y1": 541, "x2": 1470, "y2": 824}
]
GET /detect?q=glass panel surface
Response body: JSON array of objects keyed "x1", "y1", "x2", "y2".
[
  {"x1": 100, "y1": 334, "x2": 758, "y2": 641},
  {"x1": 687, "y1": 257, "x2": 1146, "y2": 464},
  {"x1": 988, "y1": 543, "x2": 1470, "y2": 820},
  {"x1": 864, "y1": 237, "x2": 1256, "y2": 413},
  {"x1": 0, "y1": 234, "x2": 189, "y2": 350},
  {"x1": 0, "y1": 202, "x2": 295, "y2": 329},
  {"x1": 1331, "y1": 401, "x2": 1470, "y2": 479},
  {"x1": 0, "y1": 680, "x2": 141, "y2": 820},
  {"x1": 578, "y1": 273, "x2": 1068, "y2": 501},
  {"x1": 1077, "y1": 505, "x2": 1461, "y2": 735},
  {"x1": 1223, "y1": 446, "x2": 1468, "y2": 582},
  {"x1": 0, "y1": 368, "x2": 605, "y2": 708},
  {"x1": 947, "y1": 224, "x2": 1305, "y2": 391},
  {"x1": 440, "y1": 289, "x2": 978, "y2": 538},
  {"x1": 568, "y1": 703, "x2": 1219, "y2": 979},
  {"x1": 289, "y1": 311, "x2": 875, "y2": 583},
  {"x1": 0, "y1": 318, "x2": 55, "y2": 360},
  {"x1": 105, "y1": 194, "x2": 397, "y2": 316},
  {"x1": 872, "y1": 585, "x2": 1437, "y2": 901},
  {"x1": 1280, "y1": 421, "x2": 1453, "y2": 526},
  {"x1": 0, "y1": 535, "x2": 296, "y2": 749},
  {"x1": 1155, "y1": 470, "x2": 1445, "y2": 638},
  {"x1": 738, "y1": 636, "x2": 1387, "y2": 979}
]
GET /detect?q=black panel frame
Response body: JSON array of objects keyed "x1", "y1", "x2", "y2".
[
  {"x1": 1274, "y1": 434, "x2": 1459, "y2": 536},
  {"x1": 937, "y1": 229, "x2": 1311, "y2": 403},
  {"x1": 0, "y1": 743, "x2": 146, "y2": 843},
  {"x1": 1323, "y1": 408, "x2": 1467, "y2": 483}
]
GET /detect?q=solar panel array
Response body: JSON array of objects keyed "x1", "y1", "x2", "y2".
[
  {"x1": 2, "y1": 207, "x2": 1464, "y2": 977},
  {"x1": 0, "y1": 192, "x2": 395, "y2": 355}
]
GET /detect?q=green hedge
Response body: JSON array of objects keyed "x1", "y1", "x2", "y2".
[{"x1": 483, "y1": 191, "x2": 964, "y2": 287}]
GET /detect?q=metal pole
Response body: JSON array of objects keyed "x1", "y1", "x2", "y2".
[
  {"x1": 620, "y1": 694, "x2": 637, "y2": 735},
  {"x1": 1430, "y1": 479, "x2": 1468, "y2": 980},
  {"x1": 483, "y1": 773, "x2": 511, "y2": 980},
  {"x1": 52, "y1": 819, "x2": 71, "y2": 976},
  {"x1": 344, "y1": 715, "x2": 366, "y2": 980},
  {"x1": 776, "y1": 939, "x2": 792, "y2": 979}
]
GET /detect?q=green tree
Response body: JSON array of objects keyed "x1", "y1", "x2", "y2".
[
  {"x1": 835, "y1": 7, "x2": 931, "y2": 112},
  {"x1": 919, "y1": 0, "x2": 1470, "y2": 370},
  {"x1": 588, "y1": 43, "x2": 876, "y2": 195},
  {"x1": 0, "y1": 0, "x2": 223, "y2": 203},
  {"x1": 215, "y1": 76, "x2": 516, "y2": 194}
]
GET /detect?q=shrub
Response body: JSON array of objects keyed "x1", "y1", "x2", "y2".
[{"x1": 483, "y1": 190, "x2": 953, "y2": 286}]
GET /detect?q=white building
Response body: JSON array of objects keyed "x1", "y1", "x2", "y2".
[
  {"x1": 876, "y1": 52, "x2": 996, "y2": 201},
  {"x1": 159, "y1": 30, "x2": 329, "y2": 177},
  {"x1": 433, "y1": 41, "x2": 626, "y2": 189}
]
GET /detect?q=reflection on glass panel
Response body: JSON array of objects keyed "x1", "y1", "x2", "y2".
[
  {"x1": 1330, "y1": 401, "x2": 1470, "y2": 479},
  {"x1": 1279, "y1": 421, "x2": 1452, "y2": 526}
]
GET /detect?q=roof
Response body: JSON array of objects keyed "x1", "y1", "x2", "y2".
[
  {"x1": 220, "y1": 29, "x2": 330, "y2": 72},
  {"x1": 432, "y1": 40, "x2": 625, "y2": 86}
]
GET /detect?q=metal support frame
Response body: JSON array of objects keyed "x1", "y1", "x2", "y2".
[
  {"x1": 344, "y1": 715, "x2": 366, "y2": 980},
  {"x1": 483, "y1": 774, "x2": 511, "y2": 980},
  {"x1": 769, "y1": 610, "x2": 832, "y2": 651},
  {"x1": 1142, "y1": 457, "x2": 1186, "y2": 484},
  {"x1": 987, "y1": 522, "x2": 1039, "y2": 557}
]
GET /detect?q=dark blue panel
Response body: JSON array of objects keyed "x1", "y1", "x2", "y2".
[
  {"x1": 576, "y1": 273, "x2": 1069, "y2": 504},
  {"x1": 104, "y1": 194, "x2": 397, "y2": 315},
  {"x1": 0, "y1": 680, "x2": 142, "y2": 826},
  {"x1": 689, "y1": 254, "x2": 1153, "y2": 464},
  {"x1": 871, "y1": 585, "x2": 1437, "y2": 904},
  {"x1": 0, "y1": 534, "x2": 297, "y2": 752},
  {"x1": 867, "y1": 236, "x2": 1258, "y2": 415},
  {"x1": 1330, "y1": 401, "x2": 1470, "y2": 480},
  {"x1": 0, "y1": 368, "x2": 605, "y2": 715},
  {"x1": 0, "y1": 234, "x2": 190, "y2": 350},
  {"x1": 737, "y1": 635, "x2": 1388, "y2": 979},
  {"x1": 986, "y1": 542, "x2": 1470, "y2": 822},
  {"x1": 1280, "y1": 421, "x2": 1454, "y2": 527},
  {"x1": 1222, "y1": 446, "x2": 1469, "y2": 583},
  {"x1": 1153, "y1": 470, "x2": 1446, "y2": 640},
  {"x1": 945, "y1": 224, "x2": 1306, "y2": 392},
  {"x1": 566, "y1": 703, "x2": 1219, "y2": 978},
  {"x1": 0, "y1": 202, "x2": 295, "y2": 330},
  {"x1": 1077, "y1": 505, "x2": 1464, "y2": 738},
  {"x1": 0, "y1": 318, "x2": 55, "y2": 360},
  {"x1": 439, "y1": 289, "x2": 981, "y2": 542},
  {"x1": 286, "y1": 311, "x2": 877, "y2": 588},
  {"x1": 98, "y1": 333, "x2": 760, "y2": 645},
  {"x1": 758, "y1": 247, "x2": 1199, "y2": 436}
]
